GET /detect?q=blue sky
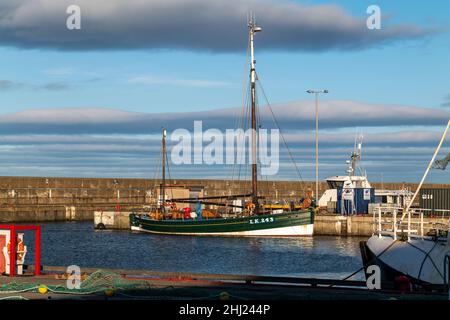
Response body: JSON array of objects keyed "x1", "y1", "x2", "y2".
[{"x1": 0, "y1": 0, "x2": 449, "y2": 183}]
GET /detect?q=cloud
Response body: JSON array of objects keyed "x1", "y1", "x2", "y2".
[
  {"x1": 441, "y1": 95, "x2": 450, "y2": 108},
  {"x1": 43, "y1": 67, "x2": 100, "y2": 81},
  {"x1": 0, "y1": 0, "x2": 438, "y2": 52},
  {"x1": 0, "y1": 80, "x2": 25, "y2": 90},
  {"x1": 282, "y1": 130, "x2": 446, "y2": 147},
  {"x1": 43, "y1": 67, "x2": 76, "y2": 76},
  {"x1": 0, "y1": 127, "x2": 448, "y2": 181},
  {"x1": 128, "y1": 75, "x2": 231, "y2": 88},
  {"x1": 0, "y1": 99, "x2": 447, "y2": 181},
  {"x1": 0, "y1": 100, "x2": 448, "y2": 134},
  {"x1": 0, "y1": 136, "x2": 446, "y2": 181},
  {"x1": 0, "y1": 79, "x2": 70, "y2": 91},
  {"x1": 38, "y1": 82, "x2": 70, "y2": 91}
]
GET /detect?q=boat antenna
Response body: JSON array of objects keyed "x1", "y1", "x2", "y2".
[
  {"x1": 248, "y1": 12, "x2": 262, "y2": 214},
  {"x1": 347, "y1": 133, "x2": 363, "y2": 177}
]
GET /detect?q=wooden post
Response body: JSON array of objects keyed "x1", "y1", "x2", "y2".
[
  {"x1": 408, "y1": 209, "x2": 411, "y2": 240},
  {"x1": 420, "y1": 211, "x2": 424, "y2": 237},
  {"x1": 378, "y1": 207, "x2": 381, "y2": 238},
  {"x1": 35, "y1": 226, "x2": 41, "y2": 275},
  {"x1": 393, "y1": 209, "x2": 397, "y2": 240}
]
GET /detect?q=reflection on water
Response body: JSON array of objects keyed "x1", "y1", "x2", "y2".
[{"x1": 20, "y1": 222, "x2": 366, "y2": 279}]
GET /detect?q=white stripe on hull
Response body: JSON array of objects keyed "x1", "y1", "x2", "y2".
[{"x1": 131, "y1": 224, "x2": 314, "y2": 237}]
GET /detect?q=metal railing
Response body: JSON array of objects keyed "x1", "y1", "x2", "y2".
[{"x1": 372, "y1": 205, "x2": 450, "y2": 241}]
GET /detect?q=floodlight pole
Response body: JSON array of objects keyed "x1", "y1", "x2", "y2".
[{"x1": 307, "y1": 89, "x2": 328, "y2": 201}]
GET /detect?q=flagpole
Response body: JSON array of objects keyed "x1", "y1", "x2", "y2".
[{"x1": 400, "y1": 119, "x2": 450, "y2": 222}]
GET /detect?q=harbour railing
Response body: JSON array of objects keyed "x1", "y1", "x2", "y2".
[{"x1": 372, "y1": 206, "x2": 450, "y2": 241}]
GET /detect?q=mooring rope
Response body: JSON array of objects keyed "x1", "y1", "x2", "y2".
[{"x1": 328, "y1": 238, "x2": 399, "y2": 288}]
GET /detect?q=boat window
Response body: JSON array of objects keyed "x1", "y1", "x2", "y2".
[{"x1": 327, "y1": 181, "x2": 344, "y2": 189}]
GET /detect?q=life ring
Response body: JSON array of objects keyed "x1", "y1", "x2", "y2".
[
  {"x1": 300, "y1": 197, "x2": 312, "y2": 209},
  {"x1": 6, "y1": 239, "x2": 25, "y2": 260}
]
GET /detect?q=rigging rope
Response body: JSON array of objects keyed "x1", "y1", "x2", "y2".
[
  {"x1": 330, "y1": 239, "x2": 399, "y2": 286},
  {"x1": 231, "y1": 35, "x2": 251, "y2": 185},
  {"x1": 256, "y1": 73, "x2": 304, "y2": 183},
  {"x1": 165, "y1": 143, "x2": 174, "y2": 201}
]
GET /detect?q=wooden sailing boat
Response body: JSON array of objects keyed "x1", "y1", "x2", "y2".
[{"x1": 129, "y1": 17, "x2": 314, "y2": 236}]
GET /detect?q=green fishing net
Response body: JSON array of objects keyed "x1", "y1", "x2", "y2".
[{"x1": 0, "y1": 270, "x2": 149, "y2": 295}]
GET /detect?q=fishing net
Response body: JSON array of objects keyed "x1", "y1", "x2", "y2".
[
  {"x1": 0, "y1": 270, "x2": 150, "y2": 295},
  {"x1": 0, "y1": 270, "x2": 250, "y2": 300}
]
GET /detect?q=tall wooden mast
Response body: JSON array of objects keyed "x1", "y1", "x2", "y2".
[
  {"x1": 160, "y1": 128, "x2": 167, "y2": 212},
  {"x1": 248, "y1": 14, "x2": 261, "y2": 214}
]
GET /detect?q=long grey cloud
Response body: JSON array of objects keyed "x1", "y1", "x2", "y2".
[
  {"x1": 0, "y1": 127, "x2": 448, "y2": 181},
  {"x1": 0, "y1": 131, "x2": 444, "y2": 148},
  {"x1": 0, "y1": 79, "x2": 69, "y2": 91},
  {"x1": 0, "y1": 100, "x2": 448, "y2": 134},
  {"x1": 0, "y1": 0, "x2": 438, "y2": 52}
]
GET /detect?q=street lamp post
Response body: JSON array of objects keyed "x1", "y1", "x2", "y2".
[{"x1": 306, "y1": 89, "x2": 328, "y2": 202}]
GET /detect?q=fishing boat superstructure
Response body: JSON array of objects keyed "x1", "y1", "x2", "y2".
[{"x1": 318, "y1": 135, "x2": 413, "y2": 211}]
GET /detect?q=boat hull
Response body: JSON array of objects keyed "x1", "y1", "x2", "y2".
[
  {"x1": 130, "y1": 211, "x2": 314, "y2": 237},
  {"x1": 361, "y1": 235, "x2": 450, "y2": 287}
]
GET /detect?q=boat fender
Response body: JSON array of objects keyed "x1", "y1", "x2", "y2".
[
  {"x1": 394, "y1": 275, "x2": 411, "y2": 293},
  {"x1": 105, "y1": 289, "x2": 114, "y2": 297},
  {"x1": 38, "y1": 285, "x2": 48, "y2": 294},
  {"x1": 96, "y1": 223, "x2": 106, "y2": 230}
]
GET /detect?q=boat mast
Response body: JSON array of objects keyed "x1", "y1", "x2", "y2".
[
  {"x1": 160, "y1": 128, "x2": 167, "y2": 212},
  {"x1": 248, "y1": 14, "x2": 261, "y2": 214}
]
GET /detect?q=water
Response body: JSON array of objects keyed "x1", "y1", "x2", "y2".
[{"x1": 19, "y1": 222, "x2": 366, "y2": 280}]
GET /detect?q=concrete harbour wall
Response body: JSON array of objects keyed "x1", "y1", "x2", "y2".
[{"x1": 1, "y1": 176, "x2": 450, "y2": 226}]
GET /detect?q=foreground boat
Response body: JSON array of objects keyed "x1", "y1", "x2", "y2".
[
  {"x1": 361, "y1": 232, "x2": 449, "y2": 286},
  {"x1": 360, "y1": 120, "x2": 450, "y2": 289},
  {"x1": 130, "y1": 211, "x2": 314, "y2": 236}
]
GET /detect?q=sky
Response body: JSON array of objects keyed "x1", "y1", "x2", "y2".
[{"x1": 0, "y1": 0, "x2": 449, "y2": 183}]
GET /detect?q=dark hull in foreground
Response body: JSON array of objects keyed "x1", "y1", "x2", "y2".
[
  {"x1": 360, "y1": 236, "x2": 450, "y2": 290},
  {"x1": 130, "y1": 211, "x2": 314, "y2": 236}
]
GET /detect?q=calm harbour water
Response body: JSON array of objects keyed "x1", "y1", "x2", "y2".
[{"x1": 20, "y1": 222, "x2": 365, "y2": 280}]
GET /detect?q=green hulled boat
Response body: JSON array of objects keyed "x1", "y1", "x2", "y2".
[{"x1": 130, "y1": 211, "x2": 314, "y2": 236}]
